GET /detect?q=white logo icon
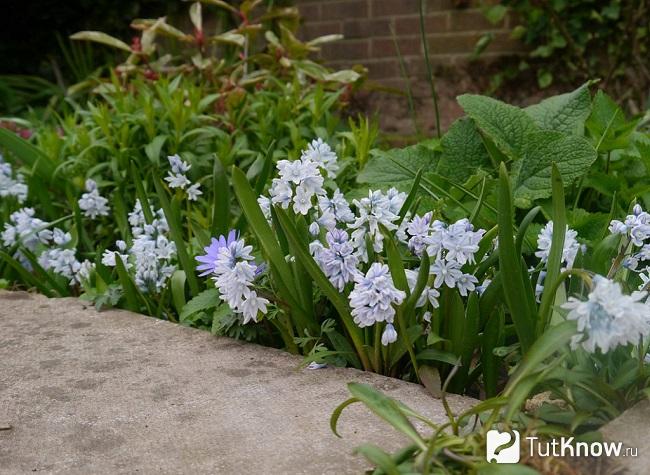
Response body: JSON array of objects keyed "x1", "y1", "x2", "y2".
[{"x1": 486, "y1": 429, "x2": 521, "y2": 463}]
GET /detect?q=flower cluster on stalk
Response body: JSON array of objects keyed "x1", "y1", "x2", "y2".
[
  {"x1": 78, "y1": 179, "x2": 110, "y2": 219},
  {"x1": 563, "y1": 275, "x2": 650, "y2": 353},
  {"x1": 165, "y1": 154, "x2": 202, "y2": 201},
  {"x1": 1, "y1": 208, "x2": 92, "y2": 284},
  {"x1": 195, "y1": 231, "x2": 268, "y2": 324},
  {"x1": 102, "y1": 199, "x2": 176, "y2": 293},
  {"x1": 0, "y1": 154, "x2": 28, "y2": 203},
  {"x1": 609, "y1": 204, "x2": 650, "y2": 289}
]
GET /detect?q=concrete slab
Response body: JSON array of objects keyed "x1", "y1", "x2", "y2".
[
  {"x1": 0, "y1": 291, "x2": 475, "y2": 475},
  {"x1": 600, "y1": 400, "x2": 650, "y2": 475}
]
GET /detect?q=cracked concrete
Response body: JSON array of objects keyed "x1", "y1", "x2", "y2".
[{"x1": 0, "y1": 291, "x2": 474, "y2": 474}]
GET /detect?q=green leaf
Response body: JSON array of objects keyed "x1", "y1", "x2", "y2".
[
  {"x1": 152, "y1": 176, "x2": 200, "y2": 296},
  {"x1": 211, "y1": 156, "x2": 230, "y2": 237},
  {"x1": 347, "y1": 383, "x2": 427, "y2": 450},
  {"x1": 354, "y1": 444, "x2": 400, "y2": 475},
  {"x1": 416, "y1": 348, "x2": 460, "y2": 366},
  {"x1": 0, "y1": 128, "x2": 57, "y2": 184},
  {"x1": 457, "y1": 94, "x2": 536, "y2": 161},
  {"x1": 181, "y1": 287, "x2": 219, "y2": 322},
  {"x1": 513, "y1": 131, "x2": 597, "y2": 207},
  {"x1": 0, "y1": 250, "x2": 55, "y2": 297},
  {"x1": 170, "y1": 270, "x2": 187, "y2": 316},
  {"x1": 330, "y1": 397, "x2": 359, "y2": 437},
  {"x1": 70, "y1": 31, "x2": 132, "y2": 52},
  {"x1": 115, "y1": 255, "x2": 140, "y2": 312},
  {"x1": 230, "y1": 166, "x2": 297, "y2": 301},
  {"x1": 437, "y1": 118, "x2": 492, "y2": 182},
  {"x1": 537, "y1": 164, "x2": 566, "y2": 333},
  {"x1": 358, "y1": 141, "x2": 439, "y2": 185},
  {"x1": 497, "y1": 163, "x2": 536, "y2": 351},
  {"x1": 505, "y1": 320, "x2": 577, "y2": 395},
  {"x1": 144, "y1": 135, "x2": 167, "y2": 165},
  {"x1": 274, "y1": 208, "x2": 369, "y2": 369},
  {"x1": 525, "y1": 82, "x2": 592, "y2": 135}
]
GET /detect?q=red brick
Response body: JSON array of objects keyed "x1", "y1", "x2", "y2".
[
  {"x1": 297, "y1": 3, "x2": 321, "y2": 21},
  {"x1": 321, "y1": 40, "x2": 370, "y2": 61},
  {"x1": 394, "y1": 14, "x2": 448, "y2": 35},
  {"x1": 301, "y1": 21, "x2": 343, "y2": 40},
  {"x1": 427, "y1": 33, "x2": 482, "y2": 55},
  {"x1": 365, "y1": 59, "x2": 402, "y2": 80},
  {"x1": 321, "y1": 1, "x2": 368, "y2": 21},
  {"x1": 371, "y1": 37, "x2": 421, "y2": 58},
  {"x1": 343, "y1": 19, "x2": 391, "y2": 38},
  {"x1": 371, "y1": 0, "x2": 418, "y2": 17},
  {"x1": 449, "y1": 9, "x2": 503, "y2": 31}
]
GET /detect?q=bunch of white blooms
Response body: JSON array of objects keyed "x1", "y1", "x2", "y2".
[
  {"x1": 78, "y1": 179, "x2": 110, "y2": 219},
  {"x1": 267, "y1": 153, "x2": 326, "y2": 215},
  {"x1": 300, "y1": 138, "x2": 339, "y2": 179},
  {"x1": 102, "y1": 200, "x2": 176, "y2": 293},
  {"x1": 349, "y1": 263, "x2": 406, "y2": 345},
  {"x1": 1, "y1": 208, "x2": 52, "y2": 252},
  {"x1": 404, "y1": 216, "x2": 484, "y2": 297},
  {"x1": 311, "y1": 229, "x2": 359, "y2": 291},
  {"x1": 563, "y1": 275, "x2": 650, "y2": 353},
  {"x1": 164, "y1": 154, "x2": 202, "y2": 201},
  {"x1": 38, "y1": 241, "x2": 92, "y2": 286},
  {"x1": 211, "y1": 237, "x2": 268, "y2": 324},
  {"x1": 608, "y1": 205, "x2": 650, "y2": 289},
  {"x1": 0, "y1": 154, "x2": 28, "y2": 203},
  {"x1": 535, "y1": 221, "x2": 583, "y2": 270},
  {"x1": 349, "y1": 188, "x2": 406, "y2": 261}
]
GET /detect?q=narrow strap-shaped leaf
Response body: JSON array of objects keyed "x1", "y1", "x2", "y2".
[
  {"x1": 131, "y1": 161, "x2": 154, "y2": 224},
  {"x1": 347, "y1": 383, "x2": 427, "y2": 450},
  {"x1": 354, "y1": 444, "x2": 400, "y2": 475},
  {"x1": 274, "y1": 207, "x2": 371, "y2": 371},
  {"x1": 115, "y1": 255, "x2": 140, "y2": 312},
  {"x1": 497, "y1": 163, "x2": 536, "y2": 352},
  {"x1": 210, "y1": 155, "x2": 229, "y2": 237},
  {"x1": 0, "y1": 128, "x2": 57, "y2": 183},
  {"x1": 396, "y1": 167, "x2": 423, "y2": 224},
  {"x1": 152, "y1": 175, "x2": 200, "y2": 296},
  {"x1": 538, "y1": 164, "x2": 566, "y2": 334},
  {"x1": 0, "y1": 251, "x2": 54, "y2": 297},
  {"x1": 230, "y1": 166, "x2": 296, "y2": 297},
  {"x1": 170, "y1": 270, "x2": 187, "y2": 317}
]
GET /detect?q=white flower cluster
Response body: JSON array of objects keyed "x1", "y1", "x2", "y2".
[
  {"x1": 212, "y1": 237, "x2": 268, "y2": 324},
  {"x1": 608, "y1": 205, "x2": 650, "y2": 289},
  {"x1": 38, "y1": 229, "x2": 93, "y2": 285},
  {"x1": 0, "y1": 154, "x2": 28, "y2": 203},
  {"x1": 78, "y1": 179, "x2": 110, "y2": 219},
  {"x1": 102, "y1": 200, "x2": 176, "y2": 293},
  {"x1": 1, "y1": 208, "x2": 92, "y2": 284},
  {"x1": 349, "y1": 263, "x2": 406, "y2": 344},
  {"x1": 165, "y1": 154, "x2": 202, "y2": 201},
  {"x1": 535, "y1": 221, "x2": 582, "y2": 270},
  {"x1": 563, "y1": 275, "x2": 650, "y2": 353},
  {"x1": 405, "y1": 214, "x2": 484, "y2": 297},
  {"x1": 250, "y1": 138, "x2": 489, "y2": 345}
]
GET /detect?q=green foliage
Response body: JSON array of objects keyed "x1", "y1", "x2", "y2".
[{"x1": 480, "y1": 0, "x2": 649, "y2": 108}]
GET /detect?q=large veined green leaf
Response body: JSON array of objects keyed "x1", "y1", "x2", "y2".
[
  {"x1": 457, "y1": 94, "x2": 536, "y2": 161},
  {"x1": 525, "y1": 82, "x2": 592, "y2": 136},
  {"x1": 437, "y1": 117, "x2": 492, "y2": 182},
  {"x1": 513, "y1": 130, "x2": 597, "y2": 207},
  {"x1": 357, "y1": 141, "x2": 439, "y2": 185}
]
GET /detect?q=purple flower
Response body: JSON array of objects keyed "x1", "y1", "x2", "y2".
[{"x1": 195, "y1": 230, "x2": 239, "y2": 277}]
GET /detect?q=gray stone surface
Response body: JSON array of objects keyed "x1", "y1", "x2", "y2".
[
  {"x1": 600, "y1": 400, "x2": 650, "y2": 475},
  {"x1": 0, "y1": 291, "x2": 474, "y2": 475}
]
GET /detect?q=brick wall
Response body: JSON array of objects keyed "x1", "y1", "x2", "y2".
[
  {"x1": 297, "y1": 0, "x2": 520, "y2": 87},
  {"x1": 296, "y1": 0, "x2": 522, "y2": 136}
]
